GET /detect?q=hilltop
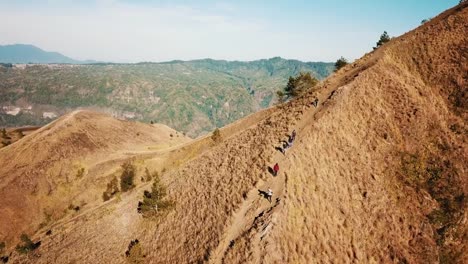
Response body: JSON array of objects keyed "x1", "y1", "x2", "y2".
[
  {"x1": 0, "y1": 57, "x2": 334, "y2": 137},
  {"x1": 0, "y1": 2, "x2": 466, "y2": 264},
  {"x1": 0, "y1": 44, "x2": 85, "y2": 64},
  {"x1": 0, "y1": 110, "x2": 190, "y2": 247}
]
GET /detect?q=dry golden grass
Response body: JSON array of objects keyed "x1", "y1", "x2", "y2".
[
  {"x1": 1, "y1": 2, "x2": 467, "y2": 263},
  {"x1": 0, "y1": 110, "x2": 190, "y2": 248}
]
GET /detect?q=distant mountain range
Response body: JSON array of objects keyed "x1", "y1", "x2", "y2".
[{"x1": 0, "y1": 44, "x2": 97, "y2": 64}]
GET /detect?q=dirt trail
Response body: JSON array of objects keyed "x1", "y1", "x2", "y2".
[
  {"x1": 209, "y1": 76, "x2": 340, "y2": 263},
  {"x1": 208, "y1": 44, "x2": 390, "y2": 263}
]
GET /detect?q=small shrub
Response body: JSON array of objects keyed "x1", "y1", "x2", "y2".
[
  {"x1": 449, "y1": 123, "x2": 462, "y2": 134},
  {"x1": 276, "y1": 90, "x2": 286, "y2": 103},
  {"x1": 334, "y1": 56, "x2": 348, "y2": 72},
  {"x1": 120, "y1": 161, "x2": 136, "y2": 192},
  {"x1": 103, "y1": 177, "x2": 119, "y2": 201},
  {"x1": 211, "y1": 128, "x2": 222, "y2": 143},
  {"x1": 68, "y1": 204, "x2": 80, "y2": 212},
  {"x1": 421, "y1": 18, "x2": 431, "y2": 24},
  {"x1": 125, "y1": 239, "x2": 145, "y2": 263},
  {"x1": 138, "y1": 172, "x2": 174, "y2": 218},
  {"x1": 15, "y1": 234, "x2": 40, "y2": 255},
  {"x1": 283, "y1": 72, "x2": 318, "y2": 97},
  {"x1": 0, "y1": 256, "x2": 8, "y2": 263},
  {"x1": 374, "y1": 31, "x2": 391, "y2": 49},
  {"x1": 76, "y1": 167, "x2": 85, "y2": 178}
]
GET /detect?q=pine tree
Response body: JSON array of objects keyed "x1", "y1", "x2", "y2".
[
  {"x1": 334, "y1": 57, "x2": 348, "y2": 72},
  {"x1": 375, "y1": 31, "x2": 391, "y2": 49}
]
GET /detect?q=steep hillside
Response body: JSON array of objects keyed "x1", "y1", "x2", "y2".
[
  {"x1": 0, "y1": 110, "x2": 190, "y2": 248},
  {"x1": 0, "y1": 57, "x2": 334, "y2": 137},
  {"x1": 0, "y1": 44, "x2": 81, "y2": 64},
  {"x1": 1, "y1": 2, "x2": 466, "y2": 264}
]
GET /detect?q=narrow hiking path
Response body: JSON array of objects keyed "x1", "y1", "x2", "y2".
[{"x1": 209, "y1": 79, "x2": 340, "y2": 263}]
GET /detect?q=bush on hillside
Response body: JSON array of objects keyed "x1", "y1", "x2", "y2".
[
  {"x1": 76, "y1": 167, "x2": 85, "y2": 178},
  {"x1": 125, "y1": 239, "x2": 146, "y2": 263},
  {"x1": 68, "y1": 203, "x2": 80, "y2": 212},
  {"x1": 276, "y1": 90, "x2": 286, "y2": 103},
  {"x1": 103, "y1": 177, "x2": 119, "y2": 201},
  {"x1": 15, "y1": 234, "x2": 40, "y2": 254},
  {"x1": 421, "y1": 18, "x2": 431, "y2": 24},
  {"x1": 120, "y1": 161, "x2": 136, "y2": 192},
  {"x1": 334, "y1": 57, "x2": 349, "y2": 72},
  {"x1": 282, "y1": 72, "x2": 319, "y2": 98},
  {"x1": 211, "y1": 128, "x2": 221, "y2": 143},
  {"x1": 374, "y1": 31, "x2": 391, "y2": 49},
  {"x1": 137, "y1": 172, "x2": 174, "y2": 218}
]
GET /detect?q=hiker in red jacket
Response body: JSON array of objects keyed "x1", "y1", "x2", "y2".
[{"x1": 273, "y1": 163, "x2": 279, "y2": 176}]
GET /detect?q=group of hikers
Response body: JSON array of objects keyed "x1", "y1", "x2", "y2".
[
  {"x1": 260, "y1": 97, "x2": 319, "y2": 203},
  {"x1": 277, "y1": 129, "x2": 296, "y2": 155},
  {"x1": 261, "y1": 129, "x2": 297, "y2": 203}
]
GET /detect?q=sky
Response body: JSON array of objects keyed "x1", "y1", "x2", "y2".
[{"x1": 0, "y1": 0, "x2": 459, "y2": 62}]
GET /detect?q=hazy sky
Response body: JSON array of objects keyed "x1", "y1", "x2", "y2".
[{"x1": 0, "y1": 0, "x2": 459, "y2": 62}]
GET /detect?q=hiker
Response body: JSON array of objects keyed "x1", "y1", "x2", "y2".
[
  {"x1": 267, "y1": 188, "x2": 273, "y2": 203},
  {"x1": 284, "y1": 140, "x2": 292, "y2": 150},
  {"x1": 273, "y1": 163, "x2": 279, "y2": 176},
  {"x1": 279, "y1": 146, "x2": 285, "y2": 154},
  {"x1": 292, "y1": 130, "x2": 296, "y2": 140},
  {"x1": 312, "y1": 98, "x2": 319, "y2": 108},
  {"x1": 275, "y1": 146, "x2": 285, "y2": 154},
  {"x1": 279, "y1": 143, "x2": 289, "y2": 154},
  {"x1": 281, "y1": 142, "x2": 289, "y2": 154}
]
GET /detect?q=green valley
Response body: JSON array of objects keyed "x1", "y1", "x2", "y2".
[{"x1": 0, "y1": 57, "x2": 333, "y2": 137}]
